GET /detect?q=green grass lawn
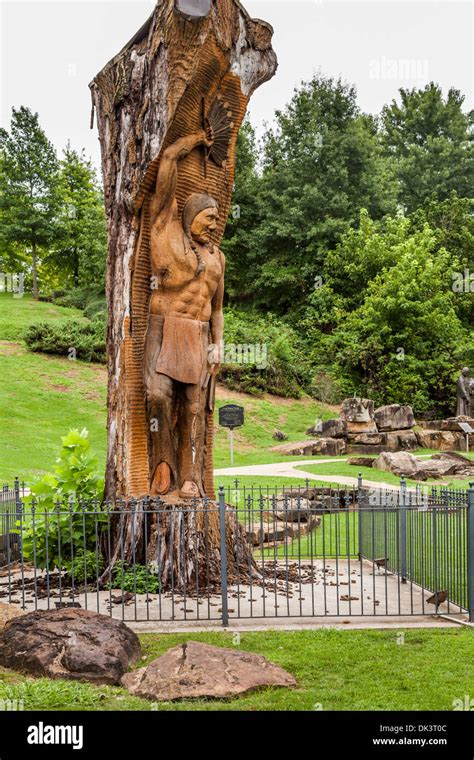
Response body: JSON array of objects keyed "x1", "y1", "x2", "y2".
[
  {"x1": 0, "y1": 344, "x2": 107, "y2": 484},
  {"x1": 0, "y1": 628, "x2": 472, "y2": 711},
  {"x1": 0, "y1": 291, "x2": 85, "y2": 341}
]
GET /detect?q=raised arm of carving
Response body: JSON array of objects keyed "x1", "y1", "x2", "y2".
[{"x1": 150, "y1": 130, "x2": 212, "y2": 225}]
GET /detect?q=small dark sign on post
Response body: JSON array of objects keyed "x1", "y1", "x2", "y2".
[
  {"x1": 459, "y1": 421, "x2": 474, "y2": 453},
  {"x1": 219, "y1": 404, "x2": 244, "y2": 430},
  {"x1": 219, "y1": 405, "x2": 244, "y2": 464}
]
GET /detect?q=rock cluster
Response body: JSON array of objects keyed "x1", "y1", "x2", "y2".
[
  {"x1": 415, "y1": 418, "x2": 474, "y2": 450},
  {"x1": 0, "y1": 610, "x2": 297, "y2": 702},
  {"x1": 372, "y1": 451, "x2": 474, "y2": 481},
  {"x1": 275, "y1": 402, "x2": 474, "y2": 458},
  {"x1": 245, "y1": 497, "x2": 321, "y2": 546},
  {"x1": 306, "y1": 400, "x2": 418, "y2": 456}
]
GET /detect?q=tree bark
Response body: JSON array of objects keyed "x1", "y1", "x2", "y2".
[{"x1": 31, "y1": 240, "x2": 39, "y2": 300}]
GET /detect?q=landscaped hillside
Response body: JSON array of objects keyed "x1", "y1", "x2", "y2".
[{"x1": 0, "y1": 292, "x2": 332, "y2": 485}]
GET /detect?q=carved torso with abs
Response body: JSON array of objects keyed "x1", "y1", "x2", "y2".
[
  {"x1": 149, "y1": 209, "x2": 224, "y2": 323},
  {"x1": 148, "y1": 130, "x2": 225, "y2": 326}
]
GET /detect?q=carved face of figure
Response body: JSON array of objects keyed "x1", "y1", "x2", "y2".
[
  {"x1": 462, "y1": 367, "x2": 470, "y2": 377},
  {"x1": 190, "y1": 207, "x2": 219, "y2": 245}
]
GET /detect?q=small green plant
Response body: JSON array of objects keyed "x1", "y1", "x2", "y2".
[
  {"x1": 108, "y1": 562, "x2": 160, "y2": 594},
  {"x1": 20, "y1": 429, "x2": 106, "y2": 571},
  {"x1": 63, "y1": 550, "x2": 105, "y2": 584}
]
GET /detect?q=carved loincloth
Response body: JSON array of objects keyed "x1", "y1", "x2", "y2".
[{"x1": 147, "y1": 314, "x2": 209, "y2": 386}]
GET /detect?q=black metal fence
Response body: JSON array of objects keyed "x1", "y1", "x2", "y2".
[
  {"x1": 1, "y1": 478, "x2": 473, "y2": 625},
  {"x1": 0, "y1": 481, "x2": 23, "y2": 567}
]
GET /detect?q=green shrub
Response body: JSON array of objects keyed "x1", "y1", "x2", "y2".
[
  {"x1": 109, "y1": 561, "x2": 160, "y2": 594},
  {"x1": 221, "y1": 307, "x2": 310, "y2": 397},
  {"x1": 53, "y1": 286, "x2": 99, "y2": 310},
  {"x1": 83, "y1": 297, "x2": 106, "y2": 321},
  {"x1": 24, "y1": 319, "x2": 106, "y2": 363},
  {"x1": 20, "y1": 429, "x2": 106, "y2": 571},
  {"x1": 64, "y1": 550, "x2": 104, "y2": 584}
]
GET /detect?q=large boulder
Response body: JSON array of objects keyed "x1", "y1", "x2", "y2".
[
  {"x1": 374, "y1": 404, "x2": 415, "y2": 431},
  {"x1": 373, "y1": 451, "x2": 421, "y2": 477},
  {"x1": 415, "y1": 429, "x2": 463, "y2": 451},
  {"x1": 271, "y1": 438, "x2": 346, "y2": 456},
  {"x1": 346, "y1": 444, "x2": 387, "y2": 455},
  {"x1": 0, "y1": 609, "x2": 141, "y2": 684},
  {"x1": 429, "y1": 453, "x2": 474, "y2": 478},
  {"x1": 270, "y1": 439, "x2": 320, "y2": 456},
  {"x1": 348, "y1": 457, "x2": 375, "y2": 468},
  {"x1": 320, "y1": 419, "x2": 348, "y2": 438},
  {"x1": 346, "y1": 433, "x2": 386, "y2": 445},
  {"x1": 312, "y1": 438, "x2": 347, "y2": 456},
  {"x1": 340, "y1": 398, "x2": 375, "y2": 423},
  {"x1": 415, "y1": 460, "x2": 459, "y2": 480},
  {"x1": 432, "y1": 451, "x2": 471, "y2": 464},
  {"x1": 306, "y1": 420, "x2": 323, "y2": 435},
  {"x1": 441, "y1": 418, "x2": 474, "y2": 432},
  {"x1": 0, "y1": 603, "x2": 24, "y2": 631},
  {"x1": 340, "y1": 399, "x2": 378, "y2": 434},
  {"x1": 266, "y1": 497, "x2": 312, "y2": 522},
  {"x1": 372, "y1": 451, "x2": 471, "y2": 481},
  {"x1": 122, "y1": 641, "x2": 296, "y2": 701},
  {"x1": 385, "y1": 430, "x2": 418, "y2": 451}
]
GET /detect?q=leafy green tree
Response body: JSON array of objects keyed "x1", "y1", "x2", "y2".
[
  {"x1": 322, "y1": 210, "x2": 413, "y2": 312},
  {"x1": 329, "y1": 226, "x2": 471, "y2": 415},
  {"x1": 50, "y1": 144, "x2": 107, "y2": 288},
  {"x1": 249, "y1": 75, "x2": 398, "y2": 311},
  {"x1": 381, "y1": 84, "x2": 474, "y2": 213},
  {"x1": 0, "y1": 107, "x2": 61, "y2": 298},
  {"x1": 410, "y1": 193, "x2": 474, "y2": 326},
  {"x1": 221, "y1": 121, "x2": 261, "y2": 302}
]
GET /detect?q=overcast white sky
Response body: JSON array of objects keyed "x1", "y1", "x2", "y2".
[{"x1": 1, "y1": 0, "x2": 472, "y2": 170}]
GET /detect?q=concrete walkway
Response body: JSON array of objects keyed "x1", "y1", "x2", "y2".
[
  {"x1": 214, "y1": 455, "x2": 436, "y2": 491},
  {"x1": 214, "y1": 459, "x2": 399, "y2": 490}
]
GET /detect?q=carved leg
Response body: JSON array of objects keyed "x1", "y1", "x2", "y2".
[
  {"x1": 178, "y1": 381, "x2": 207, "y2": 498},
  {"x1": 145, "y1": 373, "x2": 176, "y2": 495}
]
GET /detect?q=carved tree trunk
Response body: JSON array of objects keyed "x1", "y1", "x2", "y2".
[
  {"x1": 90, "y1": 0, "x2": 277, "y2": 587},
  {"x1": 90, "y1": 0, "x2": 277, "y2": 502}
]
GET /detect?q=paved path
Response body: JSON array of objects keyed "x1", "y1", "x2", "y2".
[
  {"x1": 214, "y1": 459, "x2": 400, "y2": 490},
  {"x1": 214, "y1": 455, "x2": 435, "y2": 491}
]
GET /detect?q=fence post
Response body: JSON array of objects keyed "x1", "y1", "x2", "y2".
[
  {"x1": 14, "y1": 476, "x2": 22, "y2": 560},
  {"x1": 357, "y1": 473, "x2": 363, "y2": 561},
  {"x1": 468, "y1": 484, "x2": 474, "y2": 623},
  {"x1": 399, "y1": 476, "x2": 407, "y2": 583},
  {"x1": 218, "y1": 486, "x2": 229, "y2": 627}
]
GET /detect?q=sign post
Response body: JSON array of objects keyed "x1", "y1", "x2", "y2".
[
  {"x1": 219, "y1": 405, "x2": 245, "y2": 465},
  {"x1": 459, "y1": 421, "x2": 474, "y2": 453}
]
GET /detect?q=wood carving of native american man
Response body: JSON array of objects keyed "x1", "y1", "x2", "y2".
[{"x1": 144, "y1": 126, "x2": 224, "y2": 500}]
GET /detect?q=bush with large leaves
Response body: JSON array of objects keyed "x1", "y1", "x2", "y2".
[{"x1": 20, "y1": 429, "x2": 105, "y2": 572}]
